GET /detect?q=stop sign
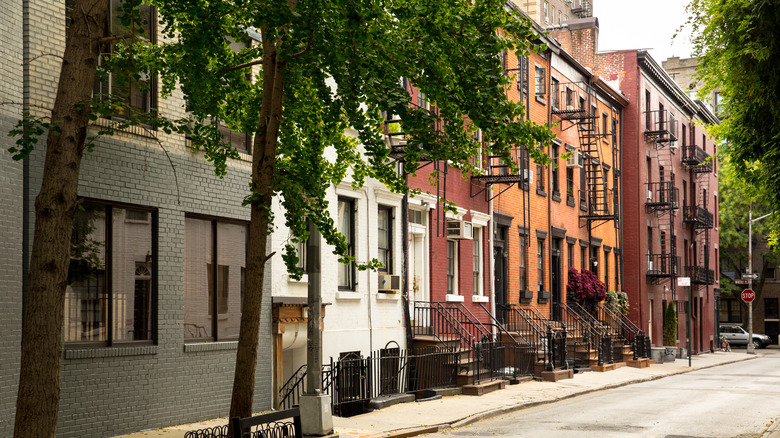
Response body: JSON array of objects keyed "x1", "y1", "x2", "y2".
[{"x1": 742, "y1": 288, "x2": 755, "y2": 303}]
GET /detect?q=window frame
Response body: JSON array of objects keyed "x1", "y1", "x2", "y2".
[
  {"x1": 338, "y1": 197, "x2": 357, "y2": 290},
  {"x1": 66, "y1": 200, "x2": 158, "y2": 347},
  {"x1": 472, "y1": 227, "x2": 483, "y2": 296},
  {"x1": 378, "y1": 205, "x2": 393, "y2": 274},
  {"x1": 447, "y1": 239, "x2": 459, "y2": 295},
  {"x1": 537, "y1": 238, "x2": 545, "y2": 292}
]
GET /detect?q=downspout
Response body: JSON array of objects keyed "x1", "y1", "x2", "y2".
[
  {"x1": 547, "y1": 49, "x2": 553, "y2": 319},
  {"x1": 365, "y1": 189, "x2": 373, "y2": 355},
  {"x1": 402, "y1": 168, "x2": 414, "y2": 352},
  {"x1": 619, "y1": 106, "x2": 625, "y2": 293}
]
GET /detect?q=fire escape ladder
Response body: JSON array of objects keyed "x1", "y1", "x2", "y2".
[{"x1": 471, "y1": 147, "x2": 531, "y2": 201}]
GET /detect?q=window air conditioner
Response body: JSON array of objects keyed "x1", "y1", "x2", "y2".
[
  {"x1": 446, "y1": 220, "x2": 474, "y2": 240},
  {"x1": 378, "y1": 274, "x2": 401, "y2": 293},
  {"x1": 566, "y1": 105, "x2": 576, "y2": 111},
  {"x1": 648, "y1": 261, "x2": 654, "y2": 271},
  {"x1": 647, "y1": 190, "x2": 653, "y2": 201},
  {"x1": 566, "y1": 151, "x2": 583, "y2": 168}
]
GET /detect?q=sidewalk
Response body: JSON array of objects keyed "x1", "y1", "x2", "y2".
[{"x1": 117, "y1": 351, "x2": 755, "y2": 438}]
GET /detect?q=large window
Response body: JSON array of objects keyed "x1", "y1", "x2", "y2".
[
  {"x1": 338, "y1": 198, "x2": 356, "y2": 289},
  {"x1": 378, "y1": 206, "x2": 392, "y2": 273},
  {"x1": 95, "y1": 0, "x2": 157, "y2": 117},
  {"x1": 551, "y1": 145, "x2": 560, "y2": 197},
  {"x1": 720, "y1": 299, "x2": 742, "y2": 323},
  {"x1": 519, "y1": 233, "x2": 527, "y2": 291},
  {"x1": 537, "y1": 239, "x2": 545, "y2": 292},
  {"x1": 66, "y1": 202, "x2": 156, "y2": 345},
  {"x1": 447, "y1": 240, "x2": 458, "y2": 294},
  {"x1": 473, "y1": 228, "x2": 482, "y2": 295},
  {"x1": 535, "y1": 65, "x2": 546, "y2": 97},
  {"x1": 184, "y1": 217, "x2": 247, "y2": 340}
]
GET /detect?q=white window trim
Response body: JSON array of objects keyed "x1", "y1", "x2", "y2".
[
  {"x1": 472, "y1": 226, "x2": 484, "y2": 297},
  {"x1": 447, "y1": 239, "x2": 459, "y2": 296}
]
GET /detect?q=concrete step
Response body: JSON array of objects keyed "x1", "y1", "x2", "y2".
[
  {"x1": 626, "y1": 357, "x2": 652, "y2": 368},
  {"x1": 461, "y1": 379, "x2": 507, "y2": 396}
]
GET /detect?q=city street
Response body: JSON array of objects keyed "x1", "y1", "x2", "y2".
[{"x1": 436, "y1": 349, "x2": 780, "y2": 438}]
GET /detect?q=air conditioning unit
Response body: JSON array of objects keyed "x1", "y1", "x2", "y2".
[
  {"x1": 524, "y1": 169, "x2": 534, "y2": 185},
  {"x1": 648, "y1": 261, "x2": 654, "y2": 271},
  {"x1": 647, "y1": 190, "x2": 653, "y2": 201},
  {"x1": 378, "y1": 274, "x2": 401, "y2": 293},
  {"x1": 446, "y1": 219, "x2": 474, "y2": 240},
  {"x1": 566, "y1": 151, "x2": 583, "y2": 168},
  {"x1": 566, "y1": 105, "x2": 576, "y2": 111}
]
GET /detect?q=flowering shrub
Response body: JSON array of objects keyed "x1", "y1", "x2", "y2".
[
  {"x1": 567, "y1": 267, "x2": 606, "y2": 312},
  {"x1": 605, "y1": 290, "x2": 629, "y2": 315}
]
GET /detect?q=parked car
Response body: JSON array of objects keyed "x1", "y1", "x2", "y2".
[{"x1": 720, "y1": 324, "x2": 772, "y2": 349}]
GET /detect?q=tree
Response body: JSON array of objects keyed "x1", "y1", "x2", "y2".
[
  {"x1": 9, "y1": 1, "x2": 170, "y2": 436},
  {"x1": 567, "y1": 267, "x2": 606, "y2": 314},
  {"x1": 663, "y1": 301, "x2": 677, "y2": 347},
  {"x1": 718, "y1": 156, "x2": 777, "y2": 314},
  {"x1": 141, "y1": 0, "x2": 554, "y2": 420},
  {"x1": 685, "y1": 0, "x2": 780, "y2": 242}
]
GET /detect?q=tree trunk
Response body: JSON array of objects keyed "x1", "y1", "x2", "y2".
[
  {"x1": 229, "y1": 39, "x2": 286, "y2": 422},
  {"x1": 13, "y1": 1, "x2": 107, "y2": 437}
]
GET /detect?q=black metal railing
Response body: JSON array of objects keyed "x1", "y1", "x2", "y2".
[
  {"x1": 496, "y1": 304, "x2": 567, "y2": 372},
  {"x1": 466, "y1": 341, "x2": 538, "y2": 385},
  {"x1": 554, "y1": 303, "x2": 596, "y2": 366},
  {"x1": 644, "y1": 109, "x2": 678, "y2": 143},
  {"x1": 598, "y1": 335, "x2": 615, "y2": 366},
  {"x1": 646, "y1": 181, "x2": 679, "y2": 209},
  {"x1": 681, "y1": 145, "x2": 712, "y2": 172},
  {"x1": 633, "y1": 333, "x2": 651, "y2": 359},
  {"x1": 568, "y1": 302, "x2": 614, "y2": 366},
  {"x1": 683, "y1": 204, "x2": 714, "y2": 228},
  {"x1": 279, "y1": 364, "x2": 308, "y2": 410},
  {"x1": 647, "y1": 253, "x2": 679, "y2": 277},
  {"x1": 412, "y1": 301, "x2": 491, "y2": 351},
  {"x1": 686, "y1": 265, "x2": 715, "y2": 284}
]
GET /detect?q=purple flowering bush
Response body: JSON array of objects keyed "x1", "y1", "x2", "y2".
[{"x1": 567, "y1": 267, "x2": 606, "y2": 311}]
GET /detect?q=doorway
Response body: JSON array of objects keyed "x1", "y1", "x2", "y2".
[
  {"x1": 494, "y1": 225, "x2": 508, "y2": 320},
  {"x1": 551, "y1": 238, "x2": 562, "y2": 320}
]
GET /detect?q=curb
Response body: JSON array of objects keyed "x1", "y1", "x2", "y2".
[{"x1": 369, "y1": 355, "x2": 758, "y2": 438}]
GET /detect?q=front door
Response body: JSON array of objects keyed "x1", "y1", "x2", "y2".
[
  {"x1": 494, "y1": 225, "x2": 508, "y2": 321},
  {"x1": 551, "y1": 238, "x2": 562, "y2": 320}
]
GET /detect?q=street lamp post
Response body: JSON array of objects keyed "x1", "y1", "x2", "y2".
[{"x1": 747, "y1": 205, "x2": 771, "y2": 355}]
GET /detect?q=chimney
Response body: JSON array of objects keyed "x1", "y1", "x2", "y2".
[{"x1": 551, "y1": 17, "x2": 599, "y2": 70}]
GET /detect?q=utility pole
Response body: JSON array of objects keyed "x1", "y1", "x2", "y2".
[{"x1": 747, "y1": 205, "x2": 771, "y2": 355}]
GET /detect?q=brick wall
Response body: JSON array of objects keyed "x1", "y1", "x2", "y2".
[{"x1": 0, "y1": 0, "x2": 24, "y2": 433}]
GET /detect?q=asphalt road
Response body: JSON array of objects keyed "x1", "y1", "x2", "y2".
[{"x1": 437, "y1": 349, "x2": 780, "y2": 438}]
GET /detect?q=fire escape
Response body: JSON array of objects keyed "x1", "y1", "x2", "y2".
[
  {"x1": 645, "y1": 109, "x2": 680, "y2": 282},
  {"x1": 551, "y1": 82, "x2": 617, "y2": 228},
  {"x1": 571, "y1": 0, "x2": 592, "y2": 18},
  {"x1": 682, "y1": 144, "x2": 715, "y2": 285}
]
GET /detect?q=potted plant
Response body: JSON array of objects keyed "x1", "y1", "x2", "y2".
[{"x1": 663, "y1": 301, "x2": 678, "y2": 362}]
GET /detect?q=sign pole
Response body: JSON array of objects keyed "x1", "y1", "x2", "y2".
[{"x1": 748, "y1": 206, "x2": 755, "y2": 355}]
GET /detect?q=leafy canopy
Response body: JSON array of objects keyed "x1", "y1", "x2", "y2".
[
  {"x1": 136, "y1": 0, "x2": 554, "y2": 275},
  {"x1": 685, "y1": 0, "x2": 780, "y2": 243}
]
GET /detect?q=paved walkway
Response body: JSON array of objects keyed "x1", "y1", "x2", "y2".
[{"x1": 116, "y1": 351, "x2": 758, "y2": 438}]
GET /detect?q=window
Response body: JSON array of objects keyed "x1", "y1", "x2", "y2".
[
  {"x1": 590, "y1": 246, "x2": 599, "y2": 276},
  {"x1": 184, "y1": 217, "x2": 247, "y2": 341},
  {"x1": 516, "y1": 55, "x2": 528, "y2": 93},
  {"x1": 568, "y1": 243, "x2": 574, "y2": 269},
  {"x1": 614, "y1": 252, "x2": 620, "y2": 290},
  {"x1": 537, "y1": 239, "x2": 545, "y2": 292},
  {"x1": 764, "y1": 257, "x2": 776, "y2": 280},
  {"x1": 566, "y1": 167, "x2": 574, "y2": 201},
  {"x1": 95, "y1": 0, "x2": 157, "y2": 117},
  {"x1": 499, "y1": 50, "x2": 507, "y2": 74},
  {"x1": 409, "y1": 209, "x2": 426, "y2": 225},
  {"x1": 580, "y1": 246, "x2": 587, "y2": 271},
  {"x1": 645, "y1": 90, "x2": 651, "y2": 129},
  {"x1": 579, "y1": 165, "x2": 586, "y2": 205},
  {"x1": 473, "y1": 228, "x2": 482, "y2": 295},
  {"x1": 765, "y1": 298, "x2": 779, "y2": 319},
  {"x1": 295, "y1": 237, "x2": 307, "y2": 270},
  {"x1": 551, "y1": 145, "x2": 560, "y2": 197},
  {"x1": 338, "y1": 198, "x2": 356, "y2": 289},
  {"x1": 551, "y1": 78, "x2": 559, "y2": 108},
  {"x1": 418, "y1": 91, "x2": 430, "y2": 111},
  {"x1": 544, "y1": 0, "x2": 549, "y2": 22},
  {"x1": 604, "y1": 249, "x2": 610, "y2": 291},
  {"x1": 66, "y1": 202, "x2": 156, "y2": 345},
  {"x1": 537, "y1": 163, "x2": 545, "y2": 193},
  {"x1": 535, "y1": 66, "x2": 546, "y2": 96},
  {"x1": 519, "y1": 233, "x2": 527, "y2": 291},
  {"x1": 447, "y1": 240, "x2": 458, "y2": 294},
  {"x1": 378, "y1": 206, "x2": 392, "y2": 273},
  {"x1": 602, "y1": 113, "x2": 608, "y2": 138},
  {"x1": 719, "y1": 299, "x2": 742, "y2": 323},
  {"x1": 681, "y1": 124, "x2": 687, "y2": 146}
]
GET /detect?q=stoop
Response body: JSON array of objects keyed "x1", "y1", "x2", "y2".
[
  {"x1": 591, "y1": 362, "x2": 617, "y2": 372},
  {"x1": 540, "y1": 368, "x2": 574, "y2": 382},
  {"x1": 462, "y1": 379, "x2": 506, "y2": 396},
  {"x1": 626, "y1": 357, "x2": 652, "y2": 368}
]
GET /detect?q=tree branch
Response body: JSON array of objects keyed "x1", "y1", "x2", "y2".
[
  {"x1": 24, "y1": 53, "x2": 64, "y2": 65},
  {"x1": 281, "y1": 26, "x2": 314, "y2": 63},
  {"x1": 221, "y1": 58, "x2": 264, "y2": 75},
  {"x1": 99, "y1": 34, "x2": 136, "y2": 45}
]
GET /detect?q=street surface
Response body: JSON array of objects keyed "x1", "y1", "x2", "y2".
[{"x1": 438, "y1": 349, "x2": 780, "y2": 438}]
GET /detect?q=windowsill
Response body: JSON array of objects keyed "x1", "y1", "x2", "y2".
[
  {"x1": 92, "y1": 116, "x2": 157, "y2": 139},
  {"x1": 536, "y1": 188, "x2": 547, "y2": 197},
  {"x1": 376, "y1": 292, "x2": 401, "y2": 301},
  {"x1": 580, "y1": 201, "x2": 588, "y2": 212},
  {"x1": 535, "y1": 96, "x2": 547, "y2": 105},
  {"x1": 566, "y1": 196, "x2": 576, "y2": 207},
  {"x1": 336, "y1": 291, "x2": 362, "y2": 301},
  {"x1": 471, "y1": 295, "x2": 489, "y2": 303},
  {"x1": 288, "y1": 274, "x2": 309, "y2": 283},
  {"x1": 183, "y1": 341, "x2": 238, "y2": 353},
  {"x1": 445, "y1": 294, "x2": 465, "y2": 302},
  {"x1": 552, "y1": 192, "x2": 562, "y2": 202},
  {"x1": 65, "y1": 344, "x2": 157, "y2": 359}
]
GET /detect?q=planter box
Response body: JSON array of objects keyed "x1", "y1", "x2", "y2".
[
  {"x1": 519, "y1": 290, "x2": 533, "y2": 304},
  {"x1": 664, "y1": 346, "x2": 676, "y2": 362},
  {"x1": 537, "y1": 290, "x2": 551, "y2": 304},
  {"x1": 650, "y1": 347, "x2": 665, "y2": 364}
]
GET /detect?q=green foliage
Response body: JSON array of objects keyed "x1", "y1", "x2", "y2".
[
  {"x1": 605, "y1": 290, "x2": 629, "y2": 315},
  {"x1": 663, "y1": 301, "x2": 677, "y2": 347},
  {"x1": 136, "y1": 0, "x2": 555, "y2": 274},
  {"x1": 685, "y1": 0, "x2": 780, "y2": 243}
]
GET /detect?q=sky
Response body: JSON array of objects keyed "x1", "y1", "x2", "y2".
[{"x1": 592, "y1": 0, "x2": 695, "y2": 63}]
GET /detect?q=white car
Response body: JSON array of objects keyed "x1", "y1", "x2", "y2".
[{"x1": 720, "y1": 324, "x2": 772, "y2": 349}]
